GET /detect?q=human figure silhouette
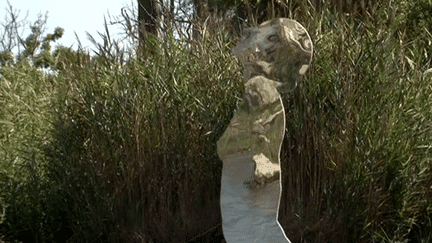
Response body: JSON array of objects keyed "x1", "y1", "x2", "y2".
[{"x1": 217, "y1": 18, "x2": 313, "y2": 242}]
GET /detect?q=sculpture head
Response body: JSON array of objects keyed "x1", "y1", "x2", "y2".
[{"x1": 232, "y1": 18, "x2": 313, "y2": 92}]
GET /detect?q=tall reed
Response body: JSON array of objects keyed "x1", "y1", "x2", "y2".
[
  {"x1": 1, "y1": 1, "x2": 432, "y2": 242},
  {"x1": 41, "y1": 30, "x2": 242, "y2": 242},
  {"x1": 278, "y1": 1, "x2": 432, "y2": 242}
]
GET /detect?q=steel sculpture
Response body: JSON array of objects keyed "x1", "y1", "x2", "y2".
[{"x1": 217, "y1": 18, "x2": 313, "y2": 242}]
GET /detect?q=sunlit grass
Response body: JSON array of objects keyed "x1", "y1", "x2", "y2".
[
  {"x1": 1, "y1": 26, "x2": 242, "y2": 241},
  {"x1": 1, "y1": 1, "x2": 432, "y2": 242},
  {"x1": 278, "y1": 2, "x2": 432, "y2": 242}
]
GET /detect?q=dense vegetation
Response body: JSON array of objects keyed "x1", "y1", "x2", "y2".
[
  {"x1": 279, "y1": 1, "x2": 432, "y2": 242},
  {"x1": 1, "y1": 0, "x2": 431, "y2": 242}
]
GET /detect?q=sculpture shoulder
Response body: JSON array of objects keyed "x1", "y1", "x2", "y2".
[{"x1": 244, "y1": 76, "x2": 283, "y2": 109}]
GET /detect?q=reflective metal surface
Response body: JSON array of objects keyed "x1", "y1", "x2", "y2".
[
  {"x1": 217, "y1": 18, "x2": 313, "y2": 242},
  {"x1": 220, "y1": 153, "x2": 288, "y2": 242}
]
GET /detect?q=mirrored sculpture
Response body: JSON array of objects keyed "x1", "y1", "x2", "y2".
[{"x1": 217, "y1": 18, "x2": 313, "y2": 242}]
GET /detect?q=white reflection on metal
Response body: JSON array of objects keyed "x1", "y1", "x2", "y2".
[{"x1": 253, "y1": 153, "x2": 280, "y2": 178}]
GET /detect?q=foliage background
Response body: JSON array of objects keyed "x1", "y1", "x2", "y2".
[{"x1": 1, "y1": 0, "x2": 432, "y2": 242}]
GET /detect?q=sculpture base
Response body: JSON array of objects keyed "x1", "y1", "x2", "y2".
[{"x1": 220, "y1": 153, "x2": 290, "y2": 243}]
